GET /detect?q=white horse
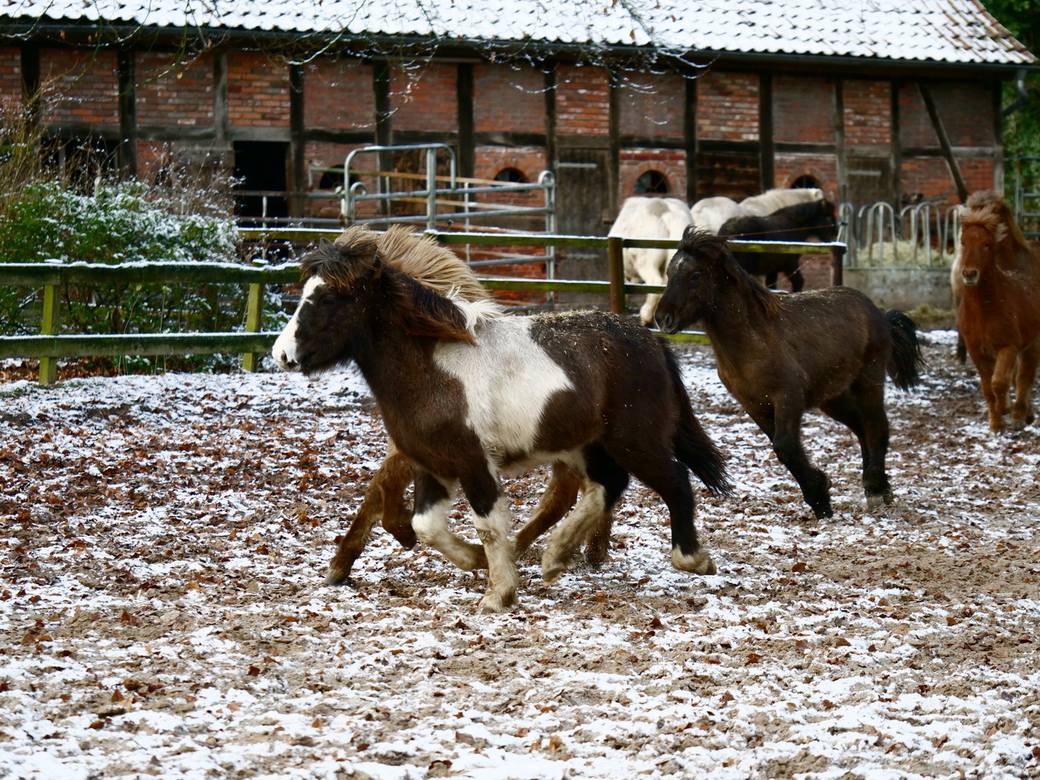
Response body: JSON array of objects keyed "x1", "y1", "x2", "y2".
[
  {"x1": 609, "y1": 196, "x2": 694, "y2": 326},
  {"x1": 690, "y1": 188, "x2": 825, "y2": 233},
  {"x1": 612, "y1": 189, "x2": 826, "y2": 325}
]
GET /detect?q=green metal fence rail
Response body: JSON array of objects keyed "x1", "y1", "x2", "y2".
[{"x1": 1, "y1": 228, "x2": 845, "y2": 384}]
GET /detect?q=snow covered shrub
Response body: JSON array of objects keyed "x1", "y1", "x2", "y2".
[{"x1": 0, "y1": 179, "x2": 248, "y2": 354}]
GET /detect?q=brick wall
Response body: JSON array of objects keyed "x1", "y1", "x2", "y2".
[
  {"x1": 390, "y1": 63, "x2": 457, "y2": 132},
  {"x1": 617, "y1": 71, "x2": 685, "y2": 139},
  {"x1": 774, "y1": 153, "x2": 840, "y2": 202},
  {"x1": 40, "y1": 48, "x2": 119, "y2": 126},
  {"x1": 900, "y1": 82, "x2": 995, "y2": 148},
  {"x1": 227, "y1": 53, "x2": 290, "y2": 127},
  {"x1": 0, "y1": 48, "x2": 21, "y2": 108},
  {"x1": 774, "y1": 76, "x2": 834, "y2": 145},
  {"x1": 697, "y1": 71, "x2": 758, "y2": 141},
  {"x1": 474, "y1": 63, "x2": 545, "y2": 134},
  {"x1": 844, "y1": 79, "x2": 890, "y2": 147},
  {"x1": 555, "y1": 64, "x2": 609, "y2": 136},
  {"x1": 137, "y1": 53, "x2": 214, "y2": 126},
  {"x1": 305, "y1": 58, "x2": 375, "y2": 130},
  {"x1": 620, "y1": 149, "x2": 687, "y2": 198},
  {"x1": 902, "y1": 156, "x2": 995, "y2": 205}
]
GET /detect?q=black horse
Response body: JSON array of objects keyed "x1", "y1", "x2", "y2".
[{"x1": 718, "y1": 199, "x2": 839, "y2": 292}]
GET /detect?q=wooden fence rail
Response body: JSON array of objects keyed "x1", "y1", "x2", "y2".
[{"x1": 0, "y1": 229, "x2": 845, "y2": 384}]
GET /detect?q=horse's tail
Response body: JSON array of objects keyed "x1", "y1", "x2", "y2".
[
  {"x1": 663, "y1": 345, "x2": 732, "y2": 495},
  {"x1": 885, "y1": 309, "x2": 924, "y2": 391}
]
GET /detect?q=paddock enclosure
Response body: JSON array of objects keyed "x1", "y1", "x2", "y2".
[{"x1": 1, "y1": 333, "x2": 1038, "y2": 779}]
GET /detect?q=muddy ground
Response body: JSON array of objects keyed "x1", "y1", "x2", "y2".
[{"x1": 0, "y1": 332, "x2": 1038, "y2": 779}]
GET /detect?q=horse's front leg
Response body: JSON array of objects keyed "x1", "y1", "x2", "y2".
[
  {"x1": 460, "y1": 469, "x2": 518, "y2": 613},
  {"x1": 991, "y1": 347, "x2": 1019, "y2": 429},
  {"x1": 757, "y1": 403, "x2": 832, "y2": 518},
  {"x1": 973, "y1": 352, "x2": 1005, "y2": 432},
  {"x1": 411, "y1": 472, "x2": 488, "y2": 571}
]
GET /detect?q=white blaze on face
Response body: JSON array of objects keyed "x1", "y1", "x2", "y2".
[
  {"x1": 272, "y1": 276, "x2": 325, "y2": 370},
  {"x1": 433, "y1": 317, "x2": 574, "y2": 459}
]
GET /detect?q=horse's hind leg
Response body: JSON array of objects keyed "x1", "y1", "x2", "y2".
[
  {"x1": 621, "y1": 449, "x2": 715, "y2": 575},
  {"x1": 542, "y1": 447, "x2": 628, "y2": 583},
  {"x1": 514, "y1": 463, "x2": 582, "y2": 560},
  {"x1": 326, "y1": 446, "x2": 417, "y2": 585}
]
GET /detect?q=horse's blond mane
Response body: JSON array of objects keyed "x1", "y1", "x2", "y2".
[
  {"x1": 320, "y1": 225, "x2": 501, "y2": 334},
  {"x1": 346, "y1": 225, "x2": 493, "y2": 305},
  {"x1": 961, "y1": 191, "x2": 1029, "y2": 251}
]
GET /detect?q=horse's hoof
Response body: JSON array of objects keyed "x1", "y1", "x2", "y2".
[
  {"x1": 541, "y1": 562, "x2": 566, "y2": 584},
  {"x1": 865, "y1": 492, "x2": 893, "y2": 511},
  {"x1": 325, "y1": 571, "x2": 354, "y2": 587},
  {"x1": 672, "y1": 548, "x2": 716, "y2": 575},
  {"x1": 1009, "y1": 418, "x2": 1027, "y2": 432},
  {"x1": 478, "y1": 592, "x2": 517, "y2": 613}
]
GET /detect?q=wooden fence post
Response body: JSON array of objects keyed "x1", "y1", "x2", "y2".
[
  {"x1": 38, "y1": 261, "x2": 61, "y2": 384},
  {"x1": 831, "y1": 244, "x2": 845, "y2": 286},
  {"x1": 607, "y1": 235, "x2": 625, "y2": 315},
  {"x1": 242, "y1": 259, "x2": 267, "y2": 372}
]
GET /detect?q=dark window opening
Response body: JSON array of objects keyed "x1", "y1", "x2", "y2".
[
  {"x1": 634, "y1": 170, "x2": 669, "y2": 194},
  {"x1": 494, "y1": 167, "x2": 527, "y2": 184},
  {"x1": 791, "y1": 174, "x2": 821, "y2": 189},
  {"x1": 233, "y1": 141, "x2": 288, "y2": 226}
]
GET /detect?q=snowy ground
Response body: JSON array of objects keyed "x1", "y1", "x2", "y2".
[{"x1": 0, "y1": 331, "x2": 1038, "y2": 780}]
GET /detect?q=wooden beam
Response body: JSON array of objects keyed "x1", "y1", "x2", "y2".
[
  {"x1": 116, "y1": 49, "x2": 138, "y2": 178},
  {"x1": 759, "y1": 72, "x2": 775, "y2": 190},
  {"x1": 289, "y1": 63, "x2": 305, "y2": 218},
  {"x1": 684, "y1": 75, "x2": 698, "y2": 203},
  {"x1": 918, "y1": 82, "x2": 969, "y2": 203},
  {"x1": 456, "y1": 63, "x2": 475, "y2": 179}
]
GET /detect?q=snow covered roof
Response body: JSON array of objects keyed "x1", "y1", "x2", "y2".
[{"x1": 0, "y1": 0, "x2": 1035, "y2": 67}]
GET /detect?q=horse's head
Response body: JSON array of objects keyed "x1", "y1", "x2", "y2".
[
  {"x1": 959, "y1": 198, "x2": 1009, "y2": 288},
  {"x1": 273, "y1": 233, "x2": 482, "y2": 374},
  {"x1": 807, "y1": 199, "x2": 839, "y2": 242},
  {"x1": 656, "y1": 227, "x2": 777, "y2": 333},
  {"x1": 273, "y1": 237, "x2": 384, "y2": 373}
]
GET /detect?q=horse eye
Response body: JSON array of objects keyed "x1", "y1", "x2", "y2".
[{"x1": 691, "y1": 271, "x2": 702, "y2": 282}]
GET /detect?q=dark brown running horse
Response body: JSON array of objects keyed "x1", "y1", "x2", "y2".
[
  {"x1": 955, "y1": 192, "x2": 1040, "y2": 432},
  {"x1": 655, "y1": 228, "x2": 923, "y2": 519}
]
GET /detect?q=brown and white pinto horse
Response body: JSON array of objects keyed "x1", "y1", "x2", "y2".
[
  {"x1": 274, "y1": 228, "x2": 729, "y2": 611},
  {"x1": 956, "y1": 192, "x2": 1040, "y2": 432},
  {"x1": 324, "y1": 227, "x2": 603, "y2": 584}
]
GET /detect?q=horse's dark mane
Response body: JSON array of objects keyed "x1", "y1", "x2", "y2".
[{"x1": 679, "y1": 227, "x2": 782, "y2": 317}]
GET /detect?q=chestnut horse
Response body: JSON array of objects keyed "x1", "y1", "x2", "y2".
[
  {"x1": 656, "y1": 228, "x2": 923, "y2": 519},
  {"x1": 956, "y1": 192, "x2": 1040, "y2": 432},
  {"x1": 324, "y1": 227, "x2": 606, "y2": 584},
  {"x1": 274, "y1": 229, "x2": 729, "y2": 611}
]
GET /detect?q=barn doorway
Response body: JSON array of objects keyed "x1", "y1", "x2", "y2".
[
  {"x1": 233, "y1": 141, "x2": 288, "y2": 227},
  {"x1": 555, "y1": 149, "x2": 609, "y2": 302}
]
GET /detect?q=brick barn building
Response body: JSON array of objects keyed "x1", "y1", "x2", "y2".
[{"x1": 0, "y1": 0, "x2": 1036, "y2": 253}]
